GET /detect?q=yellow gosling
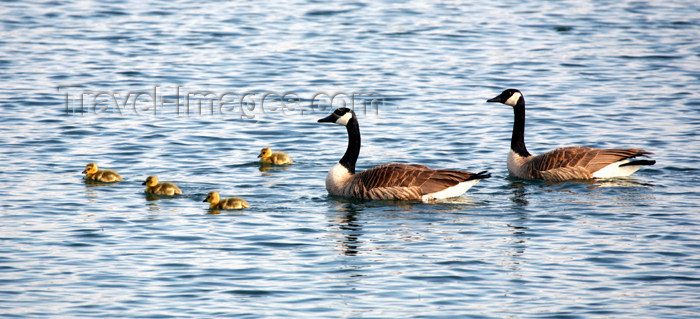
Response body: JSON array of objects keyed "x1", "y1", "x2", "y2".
[
  {"x1": 82, "y1": 162, "x2": 123, "y2": 183},
  {"x1": 258, "y1": 147, "x2": 293, "y2": 165},
  {"x1": 203, "y1": 191, "x2": 249, "y2": 210},
  {"x1": 142, "y1": 176, "x2": 182, "y2": 196}
]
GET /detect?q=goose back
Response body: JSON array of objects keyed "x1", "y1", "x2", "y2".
[
  {"x1": 214, "y1": 197, "x2": 249, "y2": 210},
  {"x1": 334, "y1": 163, "x2": 489, "y2": 201},
  {"x1": 86, "y1": 169, "x2": 122, "y2": 183},
  {"x1": 83, "y1": 163, "x2": 122, "y2": 183},
  {"x1": 146, "y1": 182, "x2": 182, "y2": 195},
  {"x1": 513, "y1": 146, "x2": 654, "y2": 181},
  {"x1": 143, "y1": 176, "x2": 182, "y2": 195},
  {"x1": 269, "y1": 152, "x2": 292, "y2": 165}
]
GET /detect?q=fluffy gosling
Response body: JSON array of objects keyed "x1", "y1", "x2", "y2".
[
  {"x1": 258, "y1": 147, "x2": 293, "y2": 165},
  {"x1": 203, "y1": 191, "x2": 249, "y2": 210},
  {"x1": 82, "y1": 162, "x2": 122, "y2": 183},
  {"x1": 142, "y1": 176, "x2": 182, "y2": 196}
]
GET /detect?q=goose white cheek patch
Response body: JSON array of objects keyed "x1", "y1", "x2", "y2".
[
  {"x1": 335, "y1": 112, "x2": 353, "y2": 126},
  {"x1": 505, "y1": 92, "x2": 522, "y2": 106}
]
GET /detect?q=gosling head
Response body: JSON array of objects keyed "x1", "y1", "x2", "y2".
[
  {"x1": 142, "y1": 175, "x2": 158, "y2": 187},
  {"x1": 83, "y1": 162, "x2": 98, "y2": 175},
  {"x1": 487, "y1": 88, "x2": 523, "y2": 107},
  {"x1": 203, "y1": 191, "x2": 220, "y2": 204},
  {"x1": 258, "y1": 147, "x2": 272, "y2": 159},
  {"x1": 318, "y1": 107, "x2": 355, "y2": 126}
]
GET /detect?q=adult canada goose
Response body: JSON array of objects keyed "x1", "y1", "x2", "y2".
[
  {"x1": 142, "y1": 176, "x2": 182, "y2": 195},
  {"x1": 487, "y1": 89, "x2": 655, "y2": 182},
  {"x1": 258, "y1": 147, "x2": 293, "y2": 165},
  {"x1": 317, "y1": 108, "x2": 490, "y2": 201},
  {"x1": 82, "y1": 162, "x2": 122, "y2": 183},
  {"x1": 203, "y1": 191, "x2": 249, "y2": 210}
]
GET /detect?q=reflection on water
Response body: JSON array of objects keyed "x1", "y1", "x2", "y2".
[
  {"x1": 505, "y1": 176, "x2": 657, "y2": 207},
  {"x1": 83, "y1": 184, "x2": 99, "y2": 197},
  {"x1": 1, "y1": 0, "x2": 698, "y2": 317},
  {"x1": 144, "y1": 193, "x2": 162, "y2": 202},
  {"x1": 545, "y1": 177, "x2": 656, "y2": 189},
  {"x1": 258, "y1": 163, "x2": 292, "y2": 173},
  {"x1": 503, "y1": 181, "x2": 530, "y2": 275},
  {"x1": 83, "y1": 179, "x2": 120, "y2": 187},
  {"x1": 145, "y1": 201, "x2": 160, "y2": 212},
  {"x1": 504, "y1": 223, "x2": 528, "y2": 279},
  {"x1": 206, "y1": 208, "x2": 247, "y2": 215},
  {"x1": 543, "y1": 177, "x2": 656, "y2": 207},
  {"x1": 328, "y1": 200, "x2": 364, "y2": 256},
  {"x1": 206, "y1": 210, "x2": 220, "y2": 215},
  {"x1": 507, "y1": 179, "x2": 531, "y2": 207}
]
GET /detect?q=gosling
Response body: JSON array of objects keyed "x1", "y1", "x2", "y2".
[
  {"x1": 203, "y1": 191, "x2": 249, "y2": 210},
  {"x1": 258, "y1": 147, "x2": 293, "y2": 165},
  {"x1": 142, "y1": 176, "x2": 182, "y2": 196},
  {"x1": 82, "y1": 162, "x2": 123, "y2": 183}
]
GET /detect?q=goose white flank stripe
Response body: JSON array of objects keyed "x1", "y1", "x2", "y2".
[
  {"x1": 487, "y1": 88, "x2": 655, "y2": 182},
  {"x1": 317, "y1": 107, "x2": 490, "y2": 202},
  {"x1": 422, "y1": 179, "x2": 481, "y2": 202}
]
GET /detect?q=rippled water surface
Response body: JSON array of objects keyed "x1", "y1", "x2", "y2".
[{"x1": 2, "y1": 0, "x2": 700, "y2": 317}]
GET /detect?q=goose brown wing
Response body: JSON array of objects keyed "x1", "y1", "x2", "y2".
[
  {"x1": 583, "y1": 148, "x2": 652, "y2": 172},
  {"x1": 354, "y1": 163, "x2": 484, "y2": 196},
  {"x1": 526, "y1": 146, "x2": 653, "y2": 180}
]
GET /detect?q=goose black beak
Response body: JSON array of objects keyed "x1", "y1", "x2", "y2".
[
  {"x1": 141, "y1": 181, "x2": 147, "y2": 185},
  {"x1": 202, "y1": 198, "x2": 208, "y2": 202},
  {"x1": 81, "y1": 170, "x2": 87, "y2": 174},
  {"x1": 487, "y1": 96, "x2": 501, "y2": 103},
  {"x1": 257, "y1": 154, "x2": 262, "y2": 158},
  {"x1": 318, "y1": 114, "x2": 336, "y2": 123}
]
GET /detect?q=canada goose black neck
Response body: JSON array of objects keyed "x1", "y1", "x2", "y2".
[
  {"x1": 340, "y1": 115, "x2": 361, "y2": 174},
  {"x1": 488, "y1": 89, "x2": 531, "y2": 157},
  {"x1": 511, "y1": 98, "x2": 531, "y2": 157}
]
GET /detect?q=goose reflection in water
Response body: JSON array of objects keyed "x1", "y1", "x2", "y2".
[
  {"x1": 258, "y1": 164, "x2": 291, "y2": 173},
  {"x1": 327, "y1": 200, "x2": 366, "y2": 256},
  {"x1": 507, "y1": 178, "x2": 531, "y2": 207}
]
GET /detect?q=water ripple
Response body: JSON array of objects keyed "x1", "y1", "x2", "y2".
[{"x1": 0, "y1": 0, "x2": 699, "y2": 318}]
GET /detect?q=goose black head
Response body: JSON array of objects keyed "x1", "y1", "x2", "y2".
[
  {"x1": 318, "y1": 107, "x2": 355, "y2": 126},
  {"x1": 487, "y1": 89, "x2": 523, "y2": 107}
]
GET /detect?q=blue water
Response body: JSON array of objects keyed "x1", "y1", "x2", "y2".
[{"x1": 2, "y1": 0, "x2": 700, "y2": 317}]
